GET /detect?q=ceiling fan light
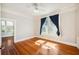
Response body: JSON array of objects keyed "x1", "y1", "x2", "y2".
[{"x1": 34, "y1": 9, "x2": 39, "y2": 13}]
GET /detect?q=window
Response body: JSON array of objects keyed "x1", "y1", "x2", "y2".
[
  {"x1": 1, "y1": 20, "x2": 14, "y2": 37},
  {"x1": 40, "y1": 14, "x2": 60, "y2": 39}
]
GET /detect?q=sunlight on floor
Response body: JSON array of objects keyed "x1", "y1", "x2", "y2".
[
  {"x1": 35, "y1": 40, "x2": 46, "y2": 45},
  {"x1": 35, "y1": 40, "x2": 59, "y2": 55}
]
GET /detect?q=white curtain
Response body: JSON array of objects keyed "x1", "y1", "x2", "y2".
[{"x1": 41, "y1": 17, "x2": 58, "y2": 39}]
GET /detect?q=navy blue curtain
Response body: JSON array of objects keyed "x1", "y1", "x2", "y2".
[
  {"x1": 40, "y1": 17, "x2": 46, "y2": 34},
  {"x1": 49, "y1": 14, "x2": 60, "y2": 36}
]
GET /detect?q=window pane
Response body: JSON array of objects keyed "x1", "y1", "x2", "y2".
[
  {"x1": 1, "y1": 20, "x2": 5, "y2": 33},
  {"x1": 6, "y1": 21, "x2": 13, "y2": 26},
  {"x1": 6, "y1": 21, "x2": 14, "y2": 36},
  {"x1": 2, "y1": 20, "x2": 5, "y2": 26}
]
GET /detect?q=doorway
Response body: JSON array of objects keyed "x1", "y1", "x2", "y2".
[{"x1": 1, "y1": 20, "x2": 15, "y2": 54}]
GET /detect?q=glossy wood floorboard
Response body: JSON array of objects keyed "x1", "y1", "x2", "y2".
[{"x1": 1, "y1": 37, "x2": 79, "y2": 55}]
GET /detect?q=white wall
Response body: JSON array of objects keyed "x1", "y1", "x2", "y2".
[
  {"x1": 60, "y1": 7, "x2": 76, "y2": 44},
  {"x1": 76, "y1": 6, "x2": 79, "y2": 47},
  {"x1": 34, "y1": 16, "x2": 41, "y2": 36},
  {"x1": 15, "y1": 16, "x2": 34, "y2": 41}
]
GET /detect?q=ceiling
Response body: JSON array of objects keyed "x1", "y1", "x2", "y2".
[{"x1": 1, "y1": 3, "x2": 79, "y2": 16}]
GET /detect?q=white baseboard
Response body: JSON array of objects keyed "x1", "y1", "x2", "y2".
[
  {"x1": 35, "y1": 36, "x2": 77, "y2": 47},
  {"x1": 14, "y1": 36, "x2": 35, "y2": 43}
]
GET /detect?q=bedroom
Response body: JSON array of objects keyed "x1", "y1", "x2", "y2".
[{"x1": 0, "y1": 3, "x2": 79, "y2": 55}]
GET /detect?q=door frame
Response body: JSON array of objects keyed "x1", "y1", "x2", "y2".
[{"x1": 1, "y1": 18, "x2": 16, "y2": 45}]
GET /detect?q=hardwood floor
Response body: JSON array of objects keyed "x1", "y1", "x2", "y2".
[{"x1": 1, "y1": 37, "x2": 79, "y2": 55}]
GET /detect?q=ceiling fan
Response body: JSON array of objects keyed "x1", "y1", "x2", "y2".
[
  {"x1": 32, "y1": 3, "x2": 46, "y2": 13},
  {"x1": 32, "y1": 3, "x2": 51, "y2": 15},
  {"x1": 33, "y1": 3, "x2": 38, "y2": 10}
]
